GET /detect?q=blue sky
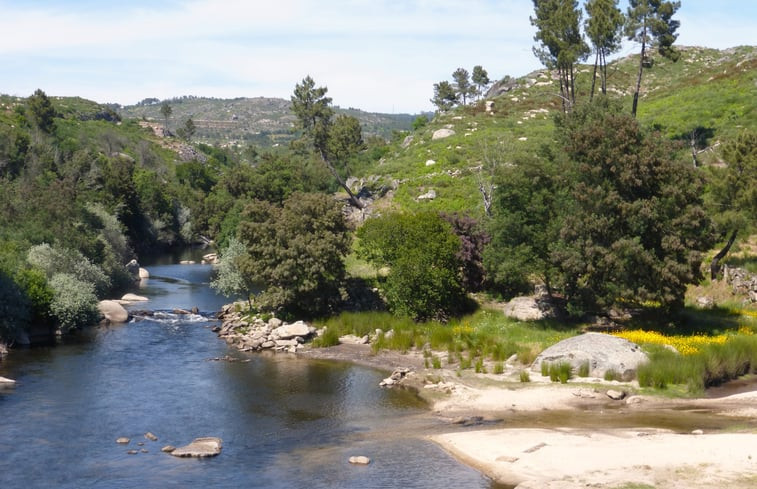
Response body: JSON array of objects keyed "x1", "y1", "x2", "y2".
[{"x1": 0, "y1": 0, "x2": 754, "y2": 113}]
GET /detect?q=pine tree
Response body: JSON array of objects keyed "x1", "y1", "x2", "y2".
[{"x1": 584, "y1": 0, "x2": 624, "y2": 99}]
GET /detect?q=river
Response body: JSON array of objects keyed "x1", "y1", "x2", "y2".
[{"x1": 0, "y1": 258, "x2": 502, "y2": 488}]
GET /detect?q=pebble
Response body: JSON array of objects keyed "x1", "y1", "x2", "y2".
[
  {"x1": 349, "y1": 456, "x2": 371, "y2": 465},
  {"x1": 116, "y1": 437, "x2": 130, "y2": 444}
]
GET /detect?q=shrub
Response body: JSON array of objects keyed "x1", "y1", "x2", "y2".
[
  {"x1": 519, "y1": 370, "x2": 531, "y2": 382},
  {"x1": 356, "y1": 211, "x2": 467, "y2": 321},
  {"x1": 494, "y1": 362, "x2": 505, "y2": 374},
  {"x1": 27, "y1": 244, "x2": 110, "y2": 297},
  {"x1": 48, "y1": 273, "x2": 100, "y2": 332},
  {"x1": 432, "y1": 356, "x2": 442, "y2": 369},
  {"x1": 0, "y1": 271, "x2": 30, "y2": 342}
]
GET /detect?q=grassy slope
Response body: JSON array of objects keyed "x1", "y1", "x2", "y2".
[{"x1": 359, "y1": 46, "x2": 756, "y2": 217}]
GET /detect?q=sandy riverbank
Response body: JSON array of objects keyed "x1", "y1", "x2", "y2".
[{"x1": 301, "y1": 343, "x2": 757, "y2": 489}]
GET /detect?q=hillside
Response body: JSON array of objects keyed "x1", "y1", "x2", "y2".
[
  {"x1": 119, "y1": 96, "x2": 420, "y2": 147},
  {"x1": 353, "y1": 45, "x2": 756, "y2": 217}
]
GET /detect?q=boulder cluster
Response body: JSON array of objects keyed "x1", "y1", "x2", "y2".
[
  {"x1": 723, "y1": 266, "x2": 757, "y2": 303},
  {"x1": 215, "y1": 303, "x2": 319, "y2": 353}
]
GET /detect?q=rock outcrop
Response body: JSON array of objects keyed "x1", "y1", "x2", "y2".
[
  {"x1": 502, "y1": 295, "x2": 558, "y2": 321},
  {"x1": 216, "y1": 304, "x2": 318, "y2": 353},
  {"x1": 170, "y1": 437, "x2": 222, "y2": 458},
  {"x1": 432, "y1": 128, "x2": 455, "y2": 140},
  {"x1": 531, "y1": 333, "x2": 648, "y2": 381},
  {"x1": 98, "y1": 300, "x2": 129, "y2": 323}
]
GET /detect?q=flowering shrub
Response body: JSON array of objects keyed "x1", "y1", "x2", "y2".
[
  {"x1": 49, "y1": 273, "x2": 100, "y2": 332},
  {"x1": 612, "y1": 330, "x2": 728, "y2": 355}
]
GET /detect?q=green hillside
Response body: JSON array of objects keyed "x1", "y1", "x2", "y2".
[{"x1": 355, "y1": 45, "x2": 756, "y2": 217}]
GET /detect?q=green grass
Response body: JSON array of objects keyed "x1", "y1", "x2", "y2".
[{"x1": 637, "y1": 334, "x2": 757, "y2": 393}]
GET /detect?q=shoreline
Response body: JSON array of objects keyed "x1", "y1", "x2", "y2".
[{"x1": 300, "y1": 343, "x2": 757, "y2": 489}]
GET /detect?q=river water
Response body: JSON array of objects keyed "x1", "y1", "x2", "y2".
[{"x1": 0, "y1": 260, "x2": 499, "y2": 488}]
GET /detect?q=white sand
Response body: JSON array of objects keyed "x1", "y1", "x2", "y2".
[{"x1": 428, "y1": 384, "x2": 757, "y2": 488}]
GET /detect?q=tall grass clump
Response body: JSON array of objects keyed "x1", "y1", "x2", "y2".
[
  {"x1": 549, "y1": 362, "x2": 573, "y2": 384},
  {"x1": 638, "y1": 335, "x2": 757, "y2": 393}
]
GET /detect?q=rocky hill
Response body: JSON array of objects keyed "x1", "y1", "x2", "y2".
[
  {"x1": 349, "y1": 45, "x2": 756, "y2": 218},
  {"x1": 119, "y1": 96, "x2": 420, "y2": 147}
]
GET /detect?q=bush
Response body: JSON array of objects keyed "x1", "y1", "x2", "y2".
[
  {"x1": 48, "y1": 273, "x2": 100, "y2": 332},
  {"x1": 237, "y1": 192, "x2": 350, "y2": 318},
  {"x1": 357, "y1": 211, "x2": 468, "y2": 321},
  {"x1": 27, "y1": 244, "x2": 110, "y2": 297},
  {"x1": 0, "y1": 271, "x2": 30, "y2": 342}
]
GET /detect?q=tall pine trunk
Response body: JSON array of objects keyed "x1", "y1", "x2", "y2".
[
  {"x1": 632, "y1": 23, "x2": 647, "y2": 117},
  {"x1": 590, "y1": 51, "x2": 599, "y2": 101}
]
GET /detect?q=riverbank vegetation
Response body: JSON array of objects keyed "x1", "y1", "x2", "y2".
[{"x1": 2, "y1": 1, "x2": 756, "y2": 402}]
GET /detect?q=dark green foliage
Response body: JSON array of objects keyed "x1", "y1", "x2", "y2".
[
  {"x1": 626, "y1": 0, "x2": 681, "y2": 116},
  {"x1": 530, "y1": 0, "x2": 589, "y2": 109},
  {"x1": 431, "y1": 80, "x2": 458, "y2": 112},
  {"x1": 237, "y1": 192, "x2": 350, "y2": 318},
  {"x1": 554, "y1": 100, "x2": 712, "y2": 313},
  {"x1": 584, "y1": 0, "x2": 624, "y2": 97},
  {"x1": 484, "y1": 152, "x2": 565, "y2": 297},
  {"x1": 471, "y1": 65, "x2": 490, "y2": 99},
  {"x1": 0, "y1": 270, "x2": 31, "y2": 342},
  {"x1": 357, "y1": 212, "x2": 467, "y2": 321},
  {"x1": 28, "y1": 89, "x2": 57, "y2": 133},
  {"x1": 412, "y1": 115, "x2": 429, "y2": 131},
  {"x1": 452, "y1": 68, "x2": 474, "y2": 105},
  {"x1": 291, "y1": 76, "x2": 364, "y2": 208}
]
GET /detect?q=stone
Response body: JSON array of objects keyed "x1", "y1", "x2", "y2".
[
  {"x1": 432, "y1": 128, "x2": 455, "y2": 140},
  {"x1": 425, "y1": 159, "x2": 436, "y2": 166},
  {"x1": 179, "y1": 260, "x2": 196, "y2": 265},
  {"x1": 125, "y1": 259, "x2": 140, "y2": 278},
  {"x1": 170, "y1": 437, "x2": 223, "y2": 458},
  {"x1": 161, "y1": 445, "x2": 176, "y2": 453},
  {"x1": 502, "y1": 296, "x2": 556, "y2": 321},
  {"x1": 692, "y1": 429, "x2": 704, "y2": 435},
  {"x1": 417, "y1": 189, "x2": 436, "y2": 201},
  {"x1": 138, "y1": 267, "x2": 150, "y2": 279},
  {"x1": 485, "y1": 100, "x2": 495, "y2": 113},
  {"x1": 272, "y1": 321, "x2": 310, "y2": 340},
  {"x1": 268, "y1": 317, "x2": 283, "y2": 328},
  {"x1": 274, "y1": 339, "x2": 298, "y2": 348},
  {"x1": 349, "y1": 456, "x2": 371, "y2": 465},
  {"x1": 532, "y1": 333, "x2": 648, "y2": 381},
  {"x1": 121, "y1": 293, "x2": 148, "y2": 302},
  {"x1": 0, "y1": 376, "x2": 16, "y2": 384},
  {"x1": 696, "y1": 296, "x2": 715, "y2": 308},
  {"x1": 127, "y1": 450, "x2": 138, "y2": 455},
  {"x1": 116, "y1": 437, "x2": 130, "y2": 444},
  {"x1": 401, "y1": 135, "x2": 414, "y2": 149},
  {"x1": 144, "y1": 432, "x2": 158, "y2": 441},
  {"x1": 606, "y1": 389, "x2": 626, "y2": 401},
  {"x1": 98, "y1": 300, "x2": 129, "y2": 323}
]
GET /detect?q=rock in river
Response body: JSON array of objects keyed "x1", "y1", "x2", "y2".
[
  {"x1": 170, "y1": 437, "x2": 223, "y2": 458},
  {"x1": 98, "y1": 300, "x2": 129, "y2": 323}
]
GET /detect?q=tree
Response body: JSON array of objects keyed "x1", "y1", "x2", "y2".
[
  {"x1": 471, "y1": 65, "x2": 490, "y2": 100},
  {"x1": 553, "y1": 101, "x2": 712, "y2": 313},
  {"x1": 584, "y1": 0, "x2": 624, "y2": 99},
  {"x1": 706, "y1": 130, "x2": 757, "y2": 279},
  {"x1": 431, "y1": 80, "x2": 458, "y2": 112},
  {"x1": 176, "y1": 116, "x2": 196, "y2": 141},
  {"x1": 237, "y1": 192, "x2": 350, "y2": 318},
  {"x1": 357, "y1": 212, "x2": 467, "y2": 321},
  {"x1": 484, "y1": 152, "x2": 566, "y2": 297},
  {"x1": 28, "y1": 89, "x2": 56, "y2": 134},
  {"x1": 626, "y1": 0, "x2": 681, "y2": 117},
  {"x1": 210, "y1": 236, "x2": 256, "y2": 304},
  {"x1": 291, "y1": 76, "x2": 364, "y2": 209},
  {"x1": 452, "y1": 67, "x2": 474, "y2": 105},
  {"x1": 530, "y1": 0, "x2": 589, "y2": 112},
  {"x1": 160, "y1": 101, "x2": 172, "y2": 134}
]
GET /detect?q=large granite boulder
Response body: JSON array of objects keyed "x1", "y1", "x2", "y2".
[
  {"x1": 503, "y1": 296, "x2": 557, "y2": 321},
  {"x1": 170, "y1": 437, "x2": 222, "y2": 458},
  {"x1": 98, "y1": 300, "x2": 129, "y2": 323},
  {"x1": 272, "y1": 321, "x2": 310, "y2": 340},
  {"x1": 532, "y1": 333, "x2": 647, "y2": 380},
  {"x1": 432, "y1": 128, "x2": 455, "y2": 140}
]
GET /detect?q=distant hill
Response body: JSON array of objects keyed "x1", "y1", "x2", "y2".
[
  {"x1": 354, "y1": 45, "x2": 757, "y2": 217},
  {"x1": 119, "y1": 96, "x2": 422, "y2": 147}
]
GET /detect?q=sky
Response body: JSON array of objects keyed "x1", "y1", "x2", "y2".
[{"x1": 0, "y1": 0, "x2": 755, "y2": 114}]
